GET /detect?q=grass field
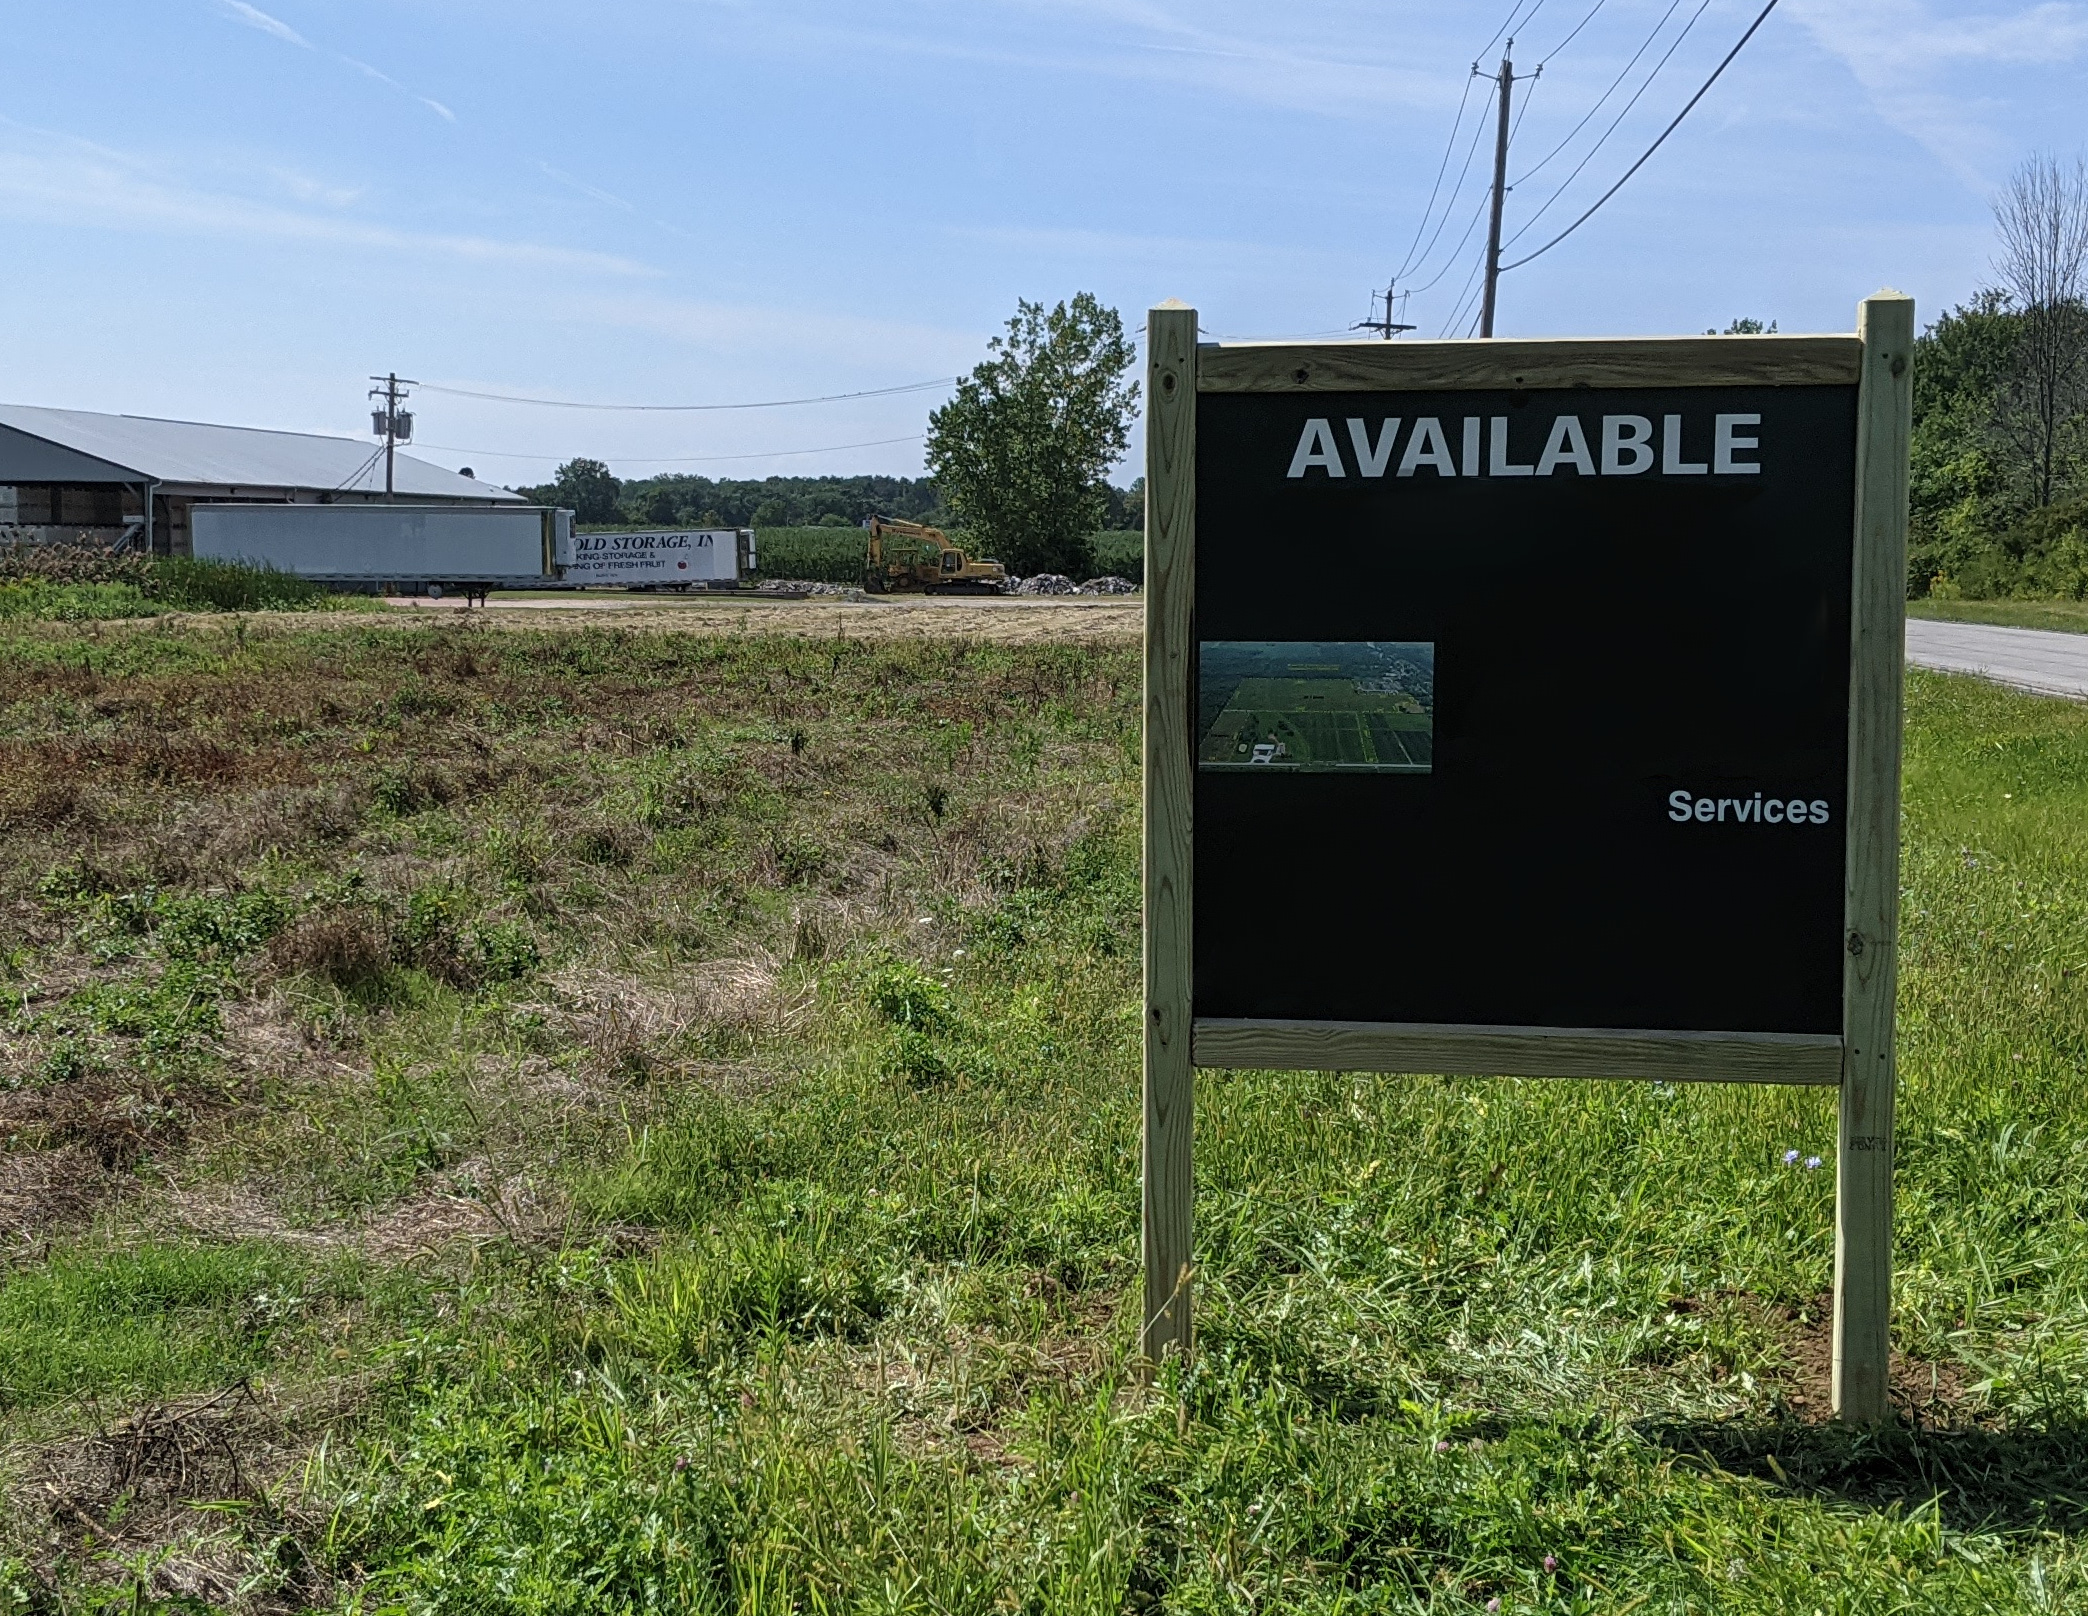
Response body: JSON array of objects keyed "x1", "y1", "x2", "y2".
[
  {"x1": 746, "y1": 528, "x2": 1145, "y2": 586},
  {"x1": 6, "y1": 614, "x2": 2088, "y2": 1611},
  {"x1": 1911, "y1": 598, "x2": 2088, "y2": 633},
  {"x1": 1199, "y1": 678, "x2": 1433, "y2": 770},
  {"x1": 1198, "y1": 643, "x2": 1434, "y2": 772},
  {"x1": 745, "y1": 527, "x2": 868, "y2": 585},
  {"x1": 0, "y1": 555, "x2": 378, "y2": 622}
]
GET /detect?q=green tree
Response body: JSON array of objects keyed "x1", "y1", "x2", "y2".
[
  {"x1": 545, "y1": 458, "x2": 622, "y2": 525},
  {"x1": 1908, "y1": 295, "x2": 2025, "y2": 594},
  {"x1": 926, "y1": 294, "x2": 1138, "y2": 578},
  {"x1": 1106, "y1": 476, "x2": 1145, "y2": 533}
]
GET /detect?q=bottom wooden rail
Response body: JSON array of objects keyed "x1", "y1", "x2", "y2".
[{"x1": 1192, "y1": 1018, "x2": 1844, "y2": 1086}]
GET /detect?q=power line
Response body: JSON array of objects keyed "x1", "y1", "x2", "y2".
[
  {"x1": 1383, "y1": 0, "x2": 1538, "y2": 312},
  {"x1": 1442, "y1": 247, "x2": 1492, "y2": 337},
  {"x1": 1511, "y1": 76, "x2": 1540, "y2": 141},
  {"x1": 327, "y1": 441, "x2": 388, "y2": 494},
  {"x1": 1502, "y1": 0, "x2": 1714, "y2": 249},
  {"x1": 1404, "y1": 186, "x2": 1495, "y2": 297},
  {"x1": 1205, "y1": 327, "x2": 1360, "y2": 341},
  {"x1": 1512, "y1": 0, "x2": 1686, "y2": 186},
  {"x1": 413, "y1": 377, "x2": 958, "y2": 412},
  {"x1": 1539, "y1": 0, "x2": 1609, "y2": 64},
  {"x1": 1477, "y1": 0, "x2": 1546, "y2": 61},
  {"x1": 1395, "y1": 73, "x2": 1480, "y2": 281},
  {"x1": 1411, "y1": 187, "x2": 1495, "y2": 298},
  {"x1": 413, "y1": 434, "x2": 926, "y2": 468},
  {"x1": 1403, "y1": 80, "x2": 1499, "y2": 290},
  {"x1": 1501, "y1": 0, "x2": 1781, "y2": 272}
]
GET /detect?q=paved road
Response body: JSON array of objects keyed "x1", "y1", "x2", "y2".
[
  {"x1": 1907, "y1": 618, "x2": 2088, "y2": 698},
  {"x1": 352, "y1": 603, "x2": 2088, "y2": 679}
]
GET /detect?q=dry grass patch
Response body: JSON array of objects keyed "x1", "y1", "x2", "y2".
[
  {"x1": 547, "y1": 951, "x2": 813, "y2": 1082},
  {"x1": 6, "y1": 1378, "x2": 364, "y2": 1615},
  {"x1": 265, "y1": 908, "x2": 389, "y2": 990},
  {"x1": 0, "y1": 1145, "x2": 116, "y2": 1254},
  {"x1": 165, "y1": 1166, "x2": 565, "y2": 1261}
]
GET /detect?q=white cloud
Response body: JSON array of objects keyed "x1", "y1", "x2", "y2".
[
  {"x1": 559, "y1": 290, "x2": 983, "y2": 372},
  {"x1": 538, "y1": 163, "x2": 706, "y2": 243},
  {"x1": 541, "y1": 163, "x2": 635, "y2": 213},
  {"x1": 217, "y1": 0, "x2": 310, "y2": 49},
  {"x1": 268, "y1": 166, "x2": 361, "y2": 208},
  {"x1": 0, "y1": 125, "x2": 655, "y2": 278},
  {"x1": 690, "y1": 0, "x2": 1450, "y2": 120},
  {"x1": 341, "y1": 56, "x2": 458, "y2": 122},
  {"x1": 948, "y1": 220, "x2": 1348, "y2": 271},
  {"x1": 1785, "y1": 0, "x2": 2088, "y2": 181},
  {"x1": 341, "y1": 55, "x2": 406, "y2": 90}
]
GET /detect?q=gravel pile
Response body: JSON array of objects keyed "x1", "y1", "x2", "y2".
[
  {"x1": 1010, "y1": 574, "x2": 1078, "y2": 595},
  {"x1": 746, "y1": 580, "x2": 857, "y2": 597},
  {"x1": 1076, "y1": 575, "x2": 1138, "y2": 595}
]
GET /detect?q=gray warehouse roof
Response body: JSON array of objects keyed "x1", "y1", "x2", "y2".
[{"x1": 0, "y1": 404, "x2": 520, "y2": 500}]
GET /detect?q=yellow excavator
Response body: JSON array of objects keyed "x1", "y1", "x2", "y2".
[{"x1": 862, "y1": 517, "x2": 1007, "y2": 595}]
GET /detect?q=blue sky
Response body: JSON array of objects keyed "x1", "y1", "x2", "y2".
[{"x1": 2, "y1": 0, "x2": 2082, "y2": 486}]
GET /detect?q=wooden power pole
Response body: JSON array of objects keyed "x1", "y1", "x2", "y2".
[
  {"x1": 1352, "y1": 284, "x2": 1417, "y2": 340},
  {"x1": 1479, "y1": 46, "x2": 1516, "y2": 339},
  {"x1": 368, "y1": 373, "x2": 416, "y2": 501}
]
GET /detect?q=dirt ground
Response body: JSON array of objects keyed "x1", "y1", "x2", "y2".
[{"x1": 352, "y1": 594, "x2": 1144, "y2": 643}]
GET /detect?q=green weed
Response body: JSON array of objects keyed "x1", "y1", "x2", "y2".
[
  {"x1": 12, "y1": 619, "x2": 2088, "y2": 1611},
  {"x1": 0, "y1": 1241, "x2": 333, "y2": 1407},
  {"x1": 1912, "y1": 595, "x2": 2088, "y2": 633}
]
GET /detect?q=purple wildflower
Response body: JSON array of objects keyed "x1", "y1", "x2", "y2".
[
  {"x1": 1804, "y1": 1156, "x2": 1823, "y2": 1171},
  {"x1": 1783, "y1": 1150, "x2": 1800, "y2": 1165},
  {"x1": 1435, "y1": 1439, "x2": 1451, "y2": 1453},
  {"x1": 1487, "y1": 1601, "x2": 1501, "y2": 1613},
  {"x1": 1543, "y1": 1555, "x2": 1557, "y2": 1572}
]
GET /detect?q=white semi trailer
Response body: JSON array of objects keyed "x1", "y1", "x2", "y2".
[
  {"x1": 565, "y1": 528, "x2": 756, "y2": 588},
  {"x1": 190, "y1": 503, "x2": 576, "y2": 596}
]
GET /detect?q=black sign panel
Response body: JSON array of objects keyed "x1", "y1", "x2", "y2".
[{"x1": 1193, "y1": 384, "x2": 1858, "y2": 1035}]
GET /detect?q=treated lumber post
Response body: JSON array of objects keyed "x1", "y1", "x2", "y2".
[
  {"x1": 1834, "y1": 290, "x2": 1913, "y2": 1424},
  {"x1": 1143, "y1": 301, "x2": 1198, "y2": 1370}
]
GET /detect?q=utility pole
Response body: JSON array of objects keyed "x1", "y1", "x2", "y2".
[
  {"x1": 1479, "y1": 44, "x2": 1518, "y2": 339},
  {"x1": 368, "y1": 373, "x2": 416, "y2": 500},
  {"x1": 1352, "y1": 283, "x2": 1417, "y2": 340}
]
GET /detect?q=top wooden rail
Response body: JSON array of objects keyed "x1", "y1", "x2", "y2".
[{"x1": 1196, "y1": 335, "x2": 1864, "y2": 394}]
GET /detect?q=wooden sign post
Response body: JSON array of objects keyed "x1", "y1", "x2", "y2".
[{"x1": 1142, "y1": 294, "x2": 1913, "y2": 1422}]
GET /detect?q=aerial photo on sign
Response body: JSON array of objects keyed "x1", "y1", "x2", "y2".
[{"x1": 1198, "y1": 640, "x2": 1435, "y2": 772}]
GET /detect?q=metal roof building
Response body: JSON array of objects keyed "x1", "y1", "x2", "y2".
[{"x1": 0, "y1": 404, "x2": 520, "y2": 555}]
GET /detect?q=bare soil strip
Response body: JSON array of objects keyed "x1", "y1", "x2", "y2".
[{"x1": 370, "y1": 595, "x2": 1144, "y2": 642}]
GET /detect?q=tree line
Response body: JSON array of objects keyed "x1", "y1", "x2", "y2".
[
  {"x1": 515, "y1": 466, "x2": 940, "y2": 531},
  {"x1": 520, "y1": 292, "x2": 1148, "y2": 580},
  {"x1": 1910, "y1": 154, "x2": 2088, "y2": 598},
  {"x1": 519, "y1": 461, "x2": 1144, "y2": 561}
]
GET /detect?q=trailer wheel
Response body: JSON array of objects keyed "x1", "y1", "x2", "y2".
[{"x1": 427, "y1": 583, "x2": 444, "y2": 600}]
